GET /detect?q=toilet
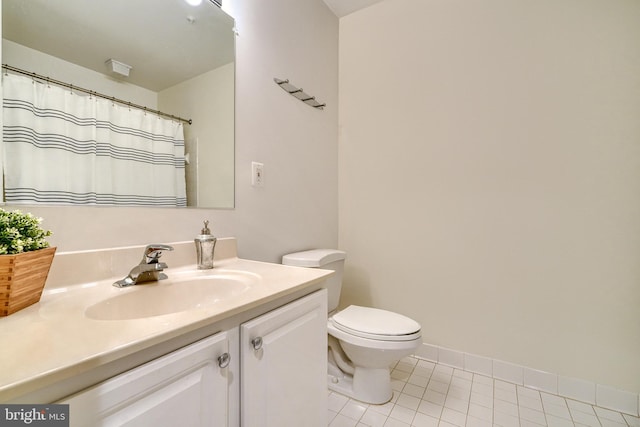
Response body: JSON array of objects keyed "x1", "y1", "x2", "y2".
[{"x1": 282, "y1": 249, "x2": 422, "y2": 404}]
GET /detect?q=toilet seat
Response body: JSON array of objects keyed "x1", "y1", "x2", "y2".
[
  {"x1": 327, "y1": 321, "x2": 421, "y2": 352},
  {"x1": 331, "y1": 305, "x2": 421, "y2": 342}
]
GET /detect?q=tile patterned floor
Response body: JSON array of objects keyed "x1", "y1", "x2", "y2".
[{"x1": 327, "y1": 357, "x2": 640, "y2": 427}]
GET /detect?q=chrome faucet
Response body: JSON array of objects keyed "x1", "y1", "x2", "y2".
[{"x1": 114, "y1": 244, "x2": 174, "y2": 288}]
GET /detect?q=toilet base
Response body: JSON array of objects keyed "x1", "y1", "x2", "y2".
[{"x1": 328, "y1": 362, "x2": 393, "y2": 405}]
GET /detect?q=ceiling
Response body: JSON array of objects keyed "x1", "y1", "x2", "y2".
[
  {"x1": 2, "y1": 0, "x2": 384, "y2": 93},
  {"x1": 322, "y1": 0, "x2": 386, "y2": 17},
  {"x1": 2, "y1": 0, "x2": 235, "y2": 92}
]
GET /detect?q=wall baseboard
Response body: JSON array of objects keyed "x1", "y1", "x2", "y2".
[{"x1": 414, "y1": 343, "x2": 640, "y2": 417}]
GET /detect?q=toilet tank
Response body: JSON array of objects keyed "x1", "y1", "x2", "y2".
[{"x1": 282, "y1": 249, "x2": 346, "y2": 312}]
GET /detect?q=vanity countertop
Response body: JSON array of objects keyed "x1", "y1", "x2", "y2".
[{"x1": 0, "y1": 238, "x2": 331, "y2": 402}]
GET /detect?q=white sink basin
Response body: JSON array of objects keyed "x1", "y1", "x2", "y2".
[{"x1": 85, "y1": 272, "x2": 258, "y2": 320}]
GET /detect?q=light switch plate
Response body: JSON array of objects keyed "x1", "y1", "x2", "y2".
[{"x1": 251, "y1": 162, "x2": 264, "y2": 187}]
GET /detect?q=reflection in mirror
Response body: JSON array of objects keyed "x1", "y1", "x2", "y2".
[{"x1": 1, "y1": 0, "x2": 235, "y2": 208}]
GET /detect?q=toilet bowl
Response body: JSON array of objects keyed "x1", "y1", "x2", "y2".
[
  {"x1": 327, "y1": 305, "x2": 422, "y2": 403},
  {"x1": 282, "y1": 249, "x2": 422, "y2": 404}
]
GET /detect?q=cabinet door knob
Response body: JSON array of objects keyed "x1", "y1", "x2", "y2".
[
  {"x1": 218, "y1": 352, "x2": 231, "y2": 368},
  {"x1": 251, "y1": 337, "x2": 263, "y2": 351}
]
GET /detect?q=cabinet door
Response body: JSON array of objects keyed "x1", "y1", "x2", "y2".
[
  {"x1": 241, "y1": 289, "x2": 327, "y2": 427},
  {"x1": 61, "y1": 330, "x2": 236, "y2": 427}
]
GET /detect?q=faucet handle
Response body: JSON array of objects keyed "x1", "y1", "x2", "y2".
[{"x1": 143, "y1": 244, "x2": 174, "y2": 264}]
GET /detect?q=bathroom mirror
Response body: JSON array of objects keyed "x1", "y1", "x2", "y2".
[{"x1": 1, "y1": 0, "x2": 235, "y2": 208}]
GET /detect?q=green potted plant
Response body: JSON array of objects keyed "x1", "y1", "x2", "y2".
[{"x1": 0, "y1": 208, "x2": 55, "y2": 316}]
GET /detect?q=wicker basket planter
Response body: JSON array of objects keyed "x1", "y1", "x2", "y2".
[{"x1": 0, "y1": 246, "x2": 56, "y2": 316}]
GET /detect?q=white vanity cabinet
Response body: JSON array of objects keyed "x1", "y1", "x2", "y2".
[
  {"x1": 61, "y1": 329, "x2": 237, "y2": 427},
  {"x1": 59, "y1": 289, "x2": 327, "y2": 427},
  {"x1": 240, "y1": 289, "x2": 328, "y2": 427}
]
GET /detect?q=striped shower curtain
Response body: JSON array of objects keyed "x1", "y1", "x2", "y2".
[{"x1": 2, "y1": 73, "x2": 186, "y2": 206}]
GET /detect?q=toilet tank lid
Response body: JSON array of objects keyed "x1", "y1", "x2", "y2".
[{"x1": 282, "y1": 249, "x2": 346, "y2": 267}]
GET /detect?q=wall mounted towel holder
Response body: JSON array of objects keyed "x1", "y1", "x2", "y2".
[{"x1": 274, "y1": 78, "x2": 325, "y2": 110}]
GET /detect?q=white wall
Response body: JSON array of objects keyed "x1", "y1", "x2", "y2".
[
  {"x1": 158, "y1": 63, "x2": 235, "y2": 208},
  {"x1": 4, "y1": 0, "x2": 339, "y2": 263},
  {"x1": 338, "y1": 0, "x2": 640, "y2": 393}
]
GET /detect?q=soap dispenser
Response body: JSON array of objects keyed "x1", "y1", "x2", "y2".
[{"x1": 194, "y1": 220, "x2": 216, "y2": 269}]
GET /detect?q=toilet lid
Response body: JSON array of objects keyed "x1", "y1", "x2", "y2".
[{"x1": 332, "y1": 305, "x2": 421, "y2": 341}]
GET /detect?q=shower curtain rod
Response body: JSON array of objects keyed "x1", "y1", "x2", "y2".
[{"x1": 2, "y1": 64, "x2": 192, "y2": 125}]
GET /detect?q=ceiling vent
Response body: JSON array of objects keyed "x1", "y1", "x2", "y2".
[{"x1": 105, "y1": 59, "x2": 132, "y2": 77}]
